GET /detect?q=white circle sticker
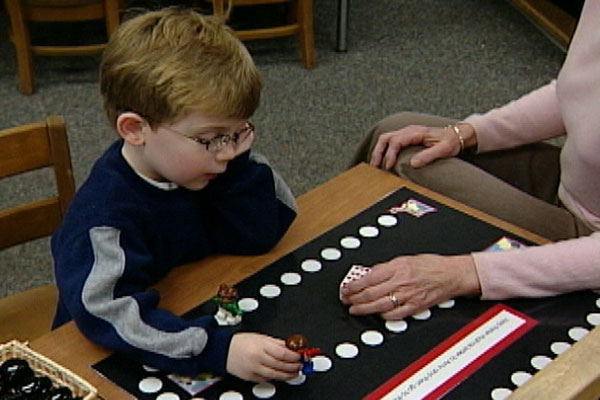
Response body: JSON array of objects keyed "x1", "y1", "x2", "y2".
[
  {"x1": 411, "y1": 309, "x2": 432, "y2": 320},
  {"x1": 321, "y1": 247, "x2": 342, "y2": 260},
  {"x1": 259, "y1": 284, "x2": 281, "y2": 298},
  {"x1": 587, "y1": 313, "x2": 600, "y2": 326},
  {"x1": 437, "y1": 299, "x2": 455, "y2": 309},
  {"x1": 312, "y1": 355, "x2": 332, "y2": 372},
  {"x1": 280, "y1": 272, "x2": 302, "y2": 285},
  {"x1": 286, "y1": 373, "x2": 306, "y2": 385},
  {"x1": 568, "y1": 326, "x2": 589, "y2": 341},
  {"x1": 358, "y1": 226, "x2": 379, "y2": 238},
  {"x1": 238, "y1": 297, "x2": 259, "y2": 312},
  {"x1": 340, "y1": 236, "x2": 361, "y2": 249},
  {"x1": 511, "y1": 371, "x2": 532, "y2": 387},
  {"x1": 361, "y1": 330, "x2": 384, "y2": 346},
  {"x1": 550, "y1": 341, "x2": 571, "y2": 355},
  {"x1": 385, "y1": 320, "x2": 408, "y2": 333},
  {"x1": 156, "y1": 392, "x2": 179, "y2": 400},
  {"x1": 335, "y1": 342, "x2": 359, "y2": 358},
  {"x1": 252, "y1": 382, "x2": 276, "y2": 398},
  {"x1": 377, "y1": 215, "x2": 398, "y2": 227},
  {"x1": 301, "y1": 259, "x2": 322, "y2": 273},
  {"x1": 531, "y1": 355, "x2": 552, "y2": 370},
  {"x1": 157, "y1": 393, "x2": 180, "y2": 400},
  {"x1": 490, "y1": 387, "x2": 512, "y2": 400},
  {"x1": 219, "y1": 391, "x2": 243, "y2": 400},
  {"x1": 138, "y1": 377, "x2": 162, "y2": 393}
]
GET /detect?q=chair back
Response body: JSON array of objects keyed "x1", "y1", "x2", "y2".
[
  {"x1": 3, "y1": 0, "x2": 121, "y2": 94},
  {"x1": 0, "y1": 115, "x2": 75, "y2": 250},
  {"x1": 210, "y1": 0, "x2": 315, "y2": 68}
]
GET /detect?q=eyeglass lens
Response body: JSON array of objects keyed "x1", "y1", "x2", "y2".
[{"x1": 208, "y1": 123, "x2": 253, "y2": 153}]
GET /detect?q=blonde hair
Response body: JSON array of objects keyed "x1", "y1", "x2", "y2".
[{"x1": 100, "y1": 7, "x2": 262, "y2": 127}]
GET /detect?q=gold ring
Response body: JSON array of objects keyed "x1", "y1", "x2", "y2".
[{"x1": 388, "y1": 292, "x2": 399, "y2": 308}]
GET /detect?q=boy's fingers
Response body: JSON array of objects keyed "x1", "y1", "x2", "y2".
[
  {"x1": 265, "y1": 357, "x2": 302, "y2": 373},
  {"x1": 256, "y1": 367, "x2": 298, "y2": 382},
  {"x1": 264, "y1": 340, "x2": 301, "y2": 362},
  {"x1": 266, "y1": 348, "x2": 301, "y2": 363}
]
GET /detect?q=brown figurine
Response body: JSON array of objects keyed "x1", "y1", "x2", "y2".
[{"x1": 285, "y1": 334, "x2": 321, "y2": 375}]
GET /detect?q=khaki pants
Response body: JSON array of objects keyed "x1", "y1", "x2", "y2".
[{"x1": 350, "y1": 112, "x2": 592, "y2": 241}]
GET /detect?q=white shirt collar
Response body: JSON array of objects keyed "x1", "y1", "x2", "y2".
[{"x1": 134, "y1": 171, "x2": 179, "y2": 191}]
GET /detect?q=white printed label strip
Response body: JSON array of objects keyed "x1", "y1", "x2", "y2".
[{"x1": 365, "y1": 304, "x2": 537, "y2": 400}]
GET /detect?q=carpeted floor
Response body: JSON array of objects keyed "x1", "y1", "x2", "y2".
[{"x1": 0, "y1": 0, "x2": 565, "y2": 297}]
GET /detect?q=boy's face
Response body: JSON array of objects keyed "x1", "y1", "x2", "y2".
[{"x1": 136, "y1": 111, "x2": 252, "y2": 190}]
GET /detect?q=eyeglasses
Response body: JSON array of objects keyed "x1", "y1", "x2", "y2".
[{"x1": 164, "y1": 122, "x2": 254, "y2": 153}]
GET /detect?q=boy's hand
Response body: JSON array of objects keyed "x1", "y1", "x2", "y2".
[{"x1": 227, "y1": 332, "x2": 301, "y2": 382}]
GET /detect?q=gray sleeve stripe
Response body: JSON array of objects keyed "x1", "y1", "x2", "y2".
[
  {"x1": 271, "y1": 167, "x2": 297, "y2": 212},
  {"x1": 82, "y1": 226, "x2": 208, "y2": 358},
  {"x1": 250, "y1": 152, "x2": 297, "y2": 212}
]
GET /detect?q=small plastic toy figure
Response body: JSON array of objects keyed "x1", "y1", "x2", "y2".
[
  {"x1": 285, "y1": 334, "x2": 321, "y2": 375},
  {"x1": 212, "y1": 284, "x2": 243, "y2": 326}
]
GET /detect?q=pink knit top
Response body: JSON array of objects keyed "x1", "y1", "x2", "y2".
[{"x1": 464, "y1": 0, "x2": 600, "y2": 299}]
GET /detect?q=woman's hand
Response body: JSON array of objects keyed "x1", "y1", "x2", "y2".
[
  {"x1": 226, "y1": 332, "x2": 301, "y2": 382},
  {"x1": 340, "y1": 254, "x2": 481, "y2": 320},
  {"x1": 370, "y1": 123, "x2": 476, "y2": 170}
]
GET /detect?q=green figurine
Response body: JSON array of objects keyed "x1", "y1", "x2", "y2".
[{"x1": 212, "y1": 283, "x2": 243, "y2": 326}]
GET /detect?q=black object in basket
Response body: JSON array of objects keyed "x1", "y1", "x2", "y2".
[{"x1": 0, "y1": 340, "x2": 97, "y2": 400}]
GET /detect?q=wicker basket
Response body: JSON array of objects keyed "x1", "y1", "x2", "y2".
[{"x1": 0, "y1": 340, "x2": 97, "y2": 400}]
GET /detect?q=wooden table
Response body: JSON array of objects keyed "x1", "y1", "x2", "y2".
[{"x1": 30, "y1": 163, "x2": 600, "y2": 399}]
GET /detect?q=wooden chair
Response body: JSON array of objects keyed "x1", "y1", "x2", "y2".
[
  {"x1": 211, "y1": 0, "x2": 315, "y2": 68},
  {"x1": 3, "y1": 0, "x2": 121, "y2": 94},
  {"x1": 0, "y1": 115, "x2": 75, "y2": 343}
]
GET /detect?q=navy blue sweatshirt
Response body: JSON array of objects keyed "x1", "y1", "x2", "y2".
[{"x1": 51, "y1": 140, "x2": 296, "y2": 376}]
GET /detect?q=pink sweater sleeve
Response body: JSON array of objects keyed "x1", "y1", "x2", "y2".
[
  {"x1": 473, "y1": 232, "x2": 600, "y2": 299},
  {"x1": 464, "y1": 81, "x2": 566, "y2": 153}
]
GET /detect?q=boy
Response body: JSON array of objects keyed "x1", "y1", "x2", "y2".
[{"x1": 51, "y1": 8, "x2": 301, "y2": 382}]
